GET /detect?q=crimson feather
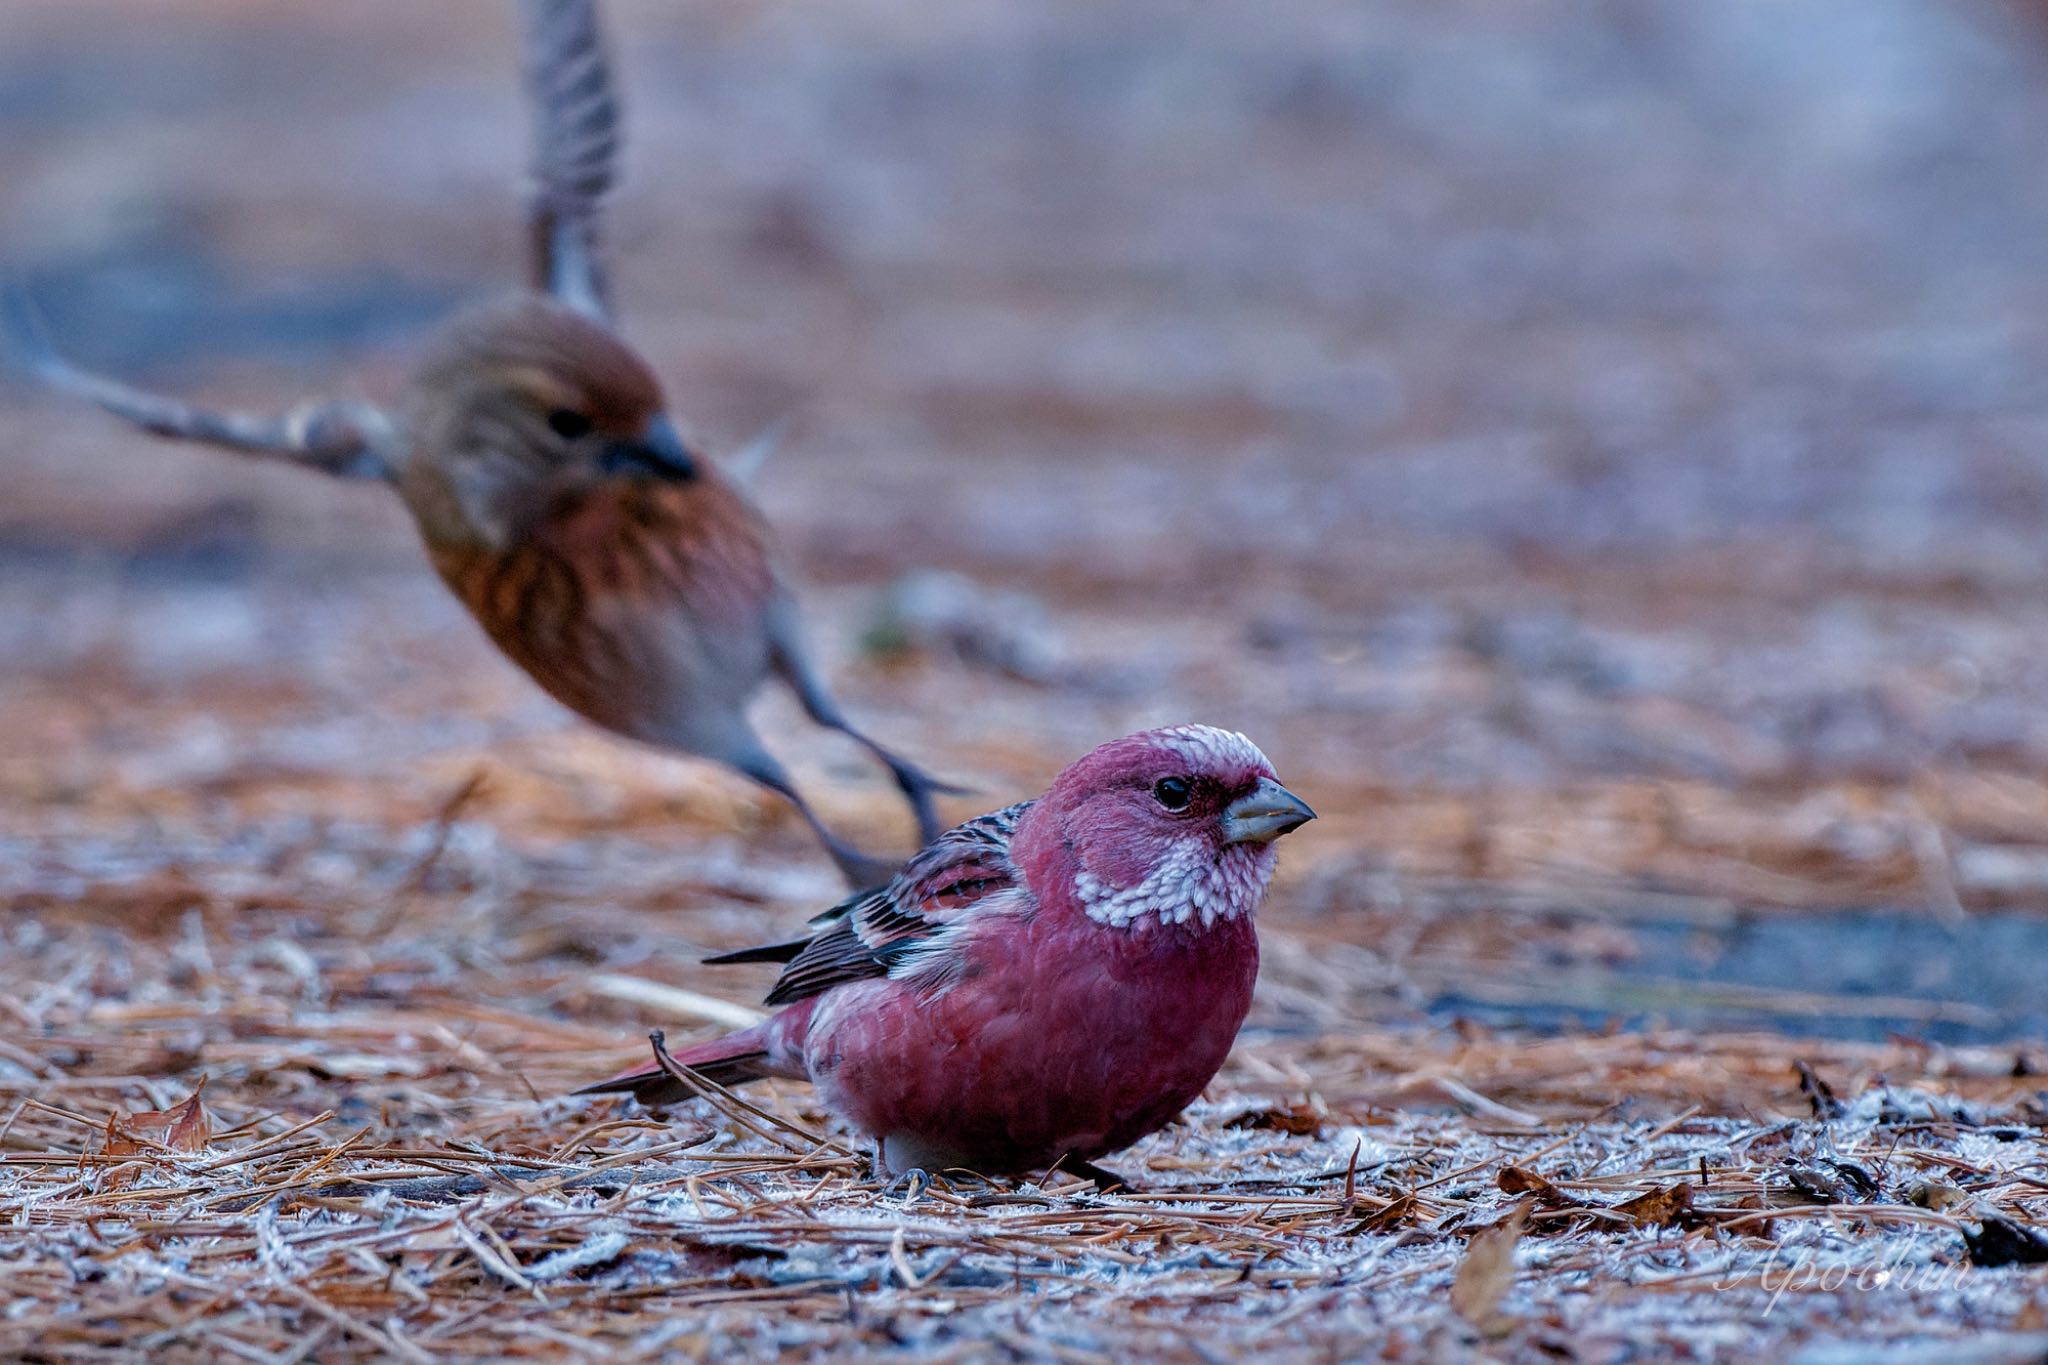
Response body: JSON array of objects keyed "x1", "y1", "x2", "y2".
[{"x1": 580, "y1": 725, "x2": 1315, "y2": 1178}]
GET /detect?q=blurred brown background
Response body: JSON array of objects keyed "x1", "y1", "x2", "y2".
[{"x1": 6, "y1": 0, "x2": 2048, "y2": 1042}]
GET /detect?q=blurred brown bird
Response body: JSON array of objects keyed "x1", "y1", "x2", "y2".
[{"x1": 9, "y1": 0, "x2": 950, "y2": 885}]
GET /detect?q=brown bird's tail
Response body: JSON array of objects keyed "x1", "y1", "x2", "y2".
[{"x1": 576, "y1": 1013, "x2": 803, "y2": 1107}]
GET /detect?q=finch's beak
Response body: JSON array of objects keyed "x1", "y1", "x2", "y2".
[
  {"x1": 599, "y1": 414, "x2": 698, "y2": 482},
  {"x1": 1220, "y1": 778, "x2": 1316, "y2": 845}
]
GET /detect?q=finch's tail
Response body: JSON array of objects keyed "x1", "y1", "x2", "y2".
[
  {"x1": 578, "y1": 1049, "x2": 767, "y2": 1106},
  {"x1": 576, "y1": 1012, "x2": 805, "y2": 1107}
]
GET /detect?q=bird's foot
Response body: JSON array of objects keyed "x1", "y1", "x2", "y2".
[
  {"x1": 879, "y1": 1167, "x2": 932, "y2": 1204},
  {"x1": 827, "y1": 839, "x2": 906, "y2": 892},
  {"x1": 882, "y1": 757, "x2": 972, "y2": 845}
]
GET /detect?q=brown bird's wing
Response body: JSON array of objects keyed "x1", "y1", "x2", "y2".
[
  {"x1": 518, "y1": 0, "x2": 621, "y2": 321},
  {"x1": 706, "y1": 801, "x2": 1033, "y2": 1007},
  {"x1": 5, "y1": 291, "x2": 394, "y2": 480}
]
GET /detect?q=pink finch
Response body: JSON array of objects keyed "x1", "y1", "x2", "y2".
[
  {"x1": 10, "y1": 0, "x2": 947, "y2": 885},
  {"x1": 580, "y1": 724, "x2": 1315, "y2": 1182}
]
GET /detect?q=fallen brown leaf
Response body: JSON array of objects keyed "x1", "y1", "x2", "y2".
[
  {"x1": 1348, "y1": 1191, "x2": 1421, "y2": 1234},
  {"x1": 106, "y1": 1079, "x2": 212, "y2": 1155},
  {"x1": 1225, "y1": 1101, "x2": 1326, "y2": 1136},
  {"x1": 1451, "y1": 1201, "x2": 1529, "y2": 1335},
  {"x1": 1614, "y1": 1182, "x2": 1692, "y2": 1227},
  {"x1": 1498, "y1": 1165, "x2": 1583, "y2": 1207}
]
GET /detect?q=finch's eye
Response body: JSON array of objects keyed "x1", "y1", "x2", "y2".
[
  {"x1": 1153, "y1": 776, "x2": 1192, "y2": 810},
  {"x1": 547, "y1": 409, "x2": 594, "y2": 440}
]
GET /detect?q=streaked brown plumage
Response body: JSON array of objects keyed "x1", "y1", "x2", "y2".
[
  {"x1": 9, "y1": 1, "x2": 948, "y2": 884},
  {"x1": 407, "y1": 303, "x2": 765, "y2": 732}
]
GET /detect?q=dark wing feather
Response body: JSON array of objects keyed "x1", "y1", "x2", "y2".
[
  {"x1": 758, "y1": 888, "x2": 899, "y2": 1007},
  {"x1": 708, "y1": 801, "x2": 1032, "y2": 1008},
  {"x1": 517, "y1": 0, "x2": 620, "y2": 320},
  {"x1": 701, "y1": 937, "x2": 810, "y2": 966}
]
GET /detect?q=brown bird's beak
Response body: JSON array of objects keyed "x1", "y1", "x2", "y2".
[
  {"x1": 1220, "y1": 778, "x2": 1316, "y2": 845},
  {"x1": 599, "y1": 414, "x2": 697, "y2": 482}
]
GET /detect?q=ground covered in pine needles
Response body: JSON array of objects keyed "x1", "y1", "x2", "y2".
[
  {"x1": 0, "y1": 568, "x2": 2044, "y2": 1363},
  {"x1": 7, "y1": 0, "x2": 2048, "y2": 1359}
]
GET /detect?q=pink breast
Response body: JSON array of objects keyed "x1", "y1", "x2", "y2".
[{"x1": 804, "y1": 913, "x2": 1259, "y2": 1173}]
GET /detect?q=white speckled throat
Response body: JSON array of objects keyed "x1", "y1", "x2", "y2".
[{"x1": 1076, "y1": 836, "x2": 1276, "y2": 930}]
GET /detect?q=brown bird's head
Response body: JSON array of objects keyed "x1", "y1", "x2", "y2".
[{"x1": 397, "y1": 295, "x2": 703, "y2": 549}]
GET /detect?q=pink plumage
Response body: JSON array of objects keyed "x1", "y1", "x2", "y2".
[{"x1": 580, "y1": 724, "x2": 1316, "y2": 1179}]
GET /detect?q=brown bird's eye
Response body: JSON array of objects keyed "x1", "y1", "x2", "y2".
[
  {"x1": 1153, "y1": 776, "x2": 1192, "y2": 810},
  {"x1": 547, "y1": 409, "x2": 594, "y2": 440}
]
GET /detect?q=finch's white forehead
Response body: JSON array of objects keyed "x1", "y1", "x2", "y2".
[{"x1": 1151, "y1": 724, "x2": 1271, "y2": 775}]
